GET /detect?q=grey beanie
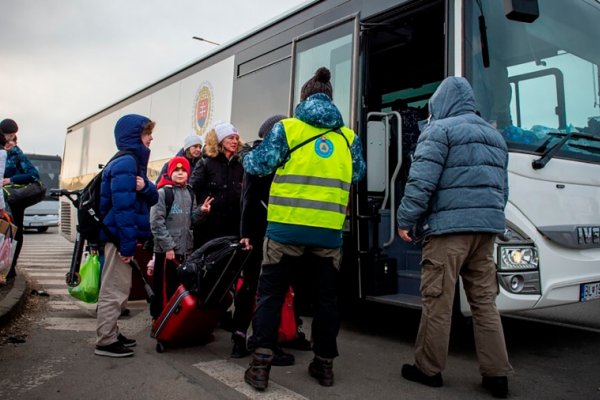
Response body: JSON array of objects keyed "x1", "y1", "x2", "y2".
[
  {"x1": 258, "y1": 114, "x2": 286, "y2": 138},
  {"x1": 183, "y1": 134, "x2": 203, "y2": 151}
]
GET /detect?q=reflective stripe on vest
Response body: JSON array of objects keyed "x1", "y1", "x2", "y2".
[{"x1": 268, "y1": 118, "x2": 354, "y2": 230}]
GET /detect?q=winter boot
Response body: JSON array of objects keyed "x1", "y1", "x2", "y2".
[
  {"x1": 308, "y1": 355, "x2": 334, "y2": 386},
  {"x1": 244, "y1": 349, "x2": 273, "y2": 391}
]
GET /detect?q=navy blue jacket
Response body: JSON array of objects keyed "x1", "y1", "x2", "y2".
[
  {"x1": 99, "y1": 114, "x2": 158, "y2": 256},
  {"x1": 396, "y1": 77, "x2": 509, "y2": 236}
]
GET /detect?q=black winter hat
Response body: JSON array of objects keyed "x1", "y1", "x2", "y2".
[
  {"x1": 258, "y1": 114, "x2": 286, "y2": 138},
  {"x1": 0, "y1": 118, "x2": 18, "y2": 134},
  {"x1": 300, "y1": 67, "x2": 333, "y2": 101}
]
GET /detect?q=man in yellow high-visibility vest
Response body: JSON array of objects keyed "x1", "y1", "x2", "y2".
[{"x1": 242, "y1": 67, "x2": 365, "y2": 391}]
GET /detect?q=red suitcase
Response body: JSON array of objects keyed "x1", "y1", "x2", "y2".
[{"x1": 151, "y1": 284, "x2": 231, "y2": 353}]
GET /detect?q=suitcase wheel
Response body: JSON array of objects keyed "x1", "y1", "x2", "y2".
[{"x1": 156, "y1": 341, "x2": 165, "y2": 353}]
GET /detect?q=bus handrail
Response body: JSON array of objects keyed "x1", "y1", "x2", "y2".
[{"x1": 366, "y1": 111, "x2": 402, "y2": 247}]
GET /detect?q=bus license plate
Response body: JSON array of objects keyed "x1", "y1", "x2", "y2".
[{"x1": 580, "y1": 281, "x2": 600, "y2": 302}]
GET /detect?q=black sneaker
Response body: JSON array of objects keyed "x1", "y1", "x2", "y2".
[
  {"x1": 482, "y1": 376, "x2": 508, "y2": 398},
  {"x1": 117, "y1": 333, "x2": 136, "y2": 348},
  {"x1": 94, "y1": 341, "x2": 134, "y2": 358},
  {"x1": 401, "y1": 364, "x2": 443, "y2": 387}
]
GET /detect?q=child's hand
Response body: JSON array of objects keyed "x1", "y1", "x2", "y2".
[
  {"x1": 166, "y1": 249, "x2": 175, "y2": 260},
  {"x1": 200, "y1": 196, "x2": 214, "y2": 213},
  {"x1": 146, "y1": 255, "x2": 155, "y2": 276}
]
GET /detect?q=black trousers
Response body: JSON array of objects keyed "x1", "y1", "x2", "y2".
[
  {"x1": 232, "y1": 246, "x2": 262, "y2": 335},
  {"x1": 7, "y1": 205, "x2": 24, "y2": 278},
  {"x1": 251, "y1": 252, "x2": 340, "y2": 359}
]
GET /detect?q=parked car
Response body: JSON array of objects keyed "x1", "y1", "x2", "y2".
[
  {"x1": 23, "y1": 154, "x2": 61, "y2": 233},
  {"x1": 24, "y1": 199, "x2": 59, "y2": 232}
]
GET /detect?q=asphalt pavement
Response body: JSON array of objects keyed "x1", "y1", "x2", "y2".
[{"x1": 0, "y1": 275, "x2": 27, "y2": 327}]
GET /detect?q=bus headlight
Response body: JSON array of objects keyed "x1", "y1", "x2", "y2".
[{"x1": 498, "y1": 245, "x2": 538, "y2": 271}]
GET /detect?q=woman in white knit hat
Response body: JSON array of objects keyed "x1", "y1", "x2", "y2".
[
  {"x1": 189, "y1": 121, "x2": 244, "y2": 249},
  {"x1": 155, "y1": 133, "x2": 203, "y2": 184}
]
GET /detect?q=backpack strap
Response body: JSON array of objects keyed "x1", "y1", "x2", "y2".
[
  {"x1": 97, "y1": 150, "x2": 141, "y2": 246},
  {"x1": 164, "y1": 186, "x2": 174, "y2": 217}
]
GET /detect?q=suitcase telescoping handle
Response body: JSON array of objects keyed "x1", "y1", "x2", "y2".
[{"x1": 129, "y1": 259, "x2": 155, "y2": 302}]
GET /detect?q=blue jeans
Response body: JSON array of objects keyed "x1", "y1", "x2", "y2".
[{"x1": 251, "y1": 238, "x2": 340, "y2": 359}]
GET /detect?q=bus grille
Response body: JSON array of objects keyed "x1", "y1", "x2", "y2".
[{"x1": 60, "y1": 201, "x2": 72, "y2": 237}]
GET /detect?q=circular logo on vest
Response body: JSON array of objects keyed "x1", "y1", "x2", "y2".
[
  {"x1": 315, "y1": 136, "x2": 334, "y2": 158},
  {"x1": 193, "y1": 81, "x2": 214, "y2": 136}
]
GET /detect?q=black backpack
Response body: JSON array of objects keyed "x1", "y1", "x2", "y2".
[
  {"x1": 177, "y1": 236, "x2": 246, "y2": 304},
  {"x1": 77, "y1": 151, "x2": 136, "y2": 245}
]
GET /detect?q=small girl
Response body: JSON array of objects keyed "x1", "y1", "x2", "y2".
[{"x1": 149, "y1": 156, "x2": 212, "y2": 319}]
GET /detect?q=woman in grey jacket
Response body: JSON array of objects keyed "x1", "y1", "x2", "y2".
[{"x1": 396, "y1": 77, "x2": 513, "y2": 398}]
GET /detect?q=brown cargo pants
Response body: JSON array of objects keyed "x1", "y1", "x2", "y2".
[{"x1": 414, "y1": 233, "x2": 513, "y2": 377}]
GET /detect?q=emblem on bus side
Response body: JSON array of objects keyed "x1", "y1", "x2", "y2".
[
  {"x1": 577, "y1": 226, "x2": 600, "y2": 245},
  {"x1": 194, "y1": 81, "x2": 214, "y2": 136}
]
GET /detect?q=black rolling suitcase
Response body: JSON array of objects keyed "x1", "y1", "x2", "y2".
[{"x1": 178, "y1": 236, "x2": 251, "y2": 306}]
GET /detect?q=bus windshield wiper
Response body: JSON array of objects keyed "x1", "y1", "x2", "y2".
[
  {"x1": 533, "y1": 130, "x2": 600, "y2": 169},
  {"x1": 532, "y1": 131, "x2": 574, "y2": 170}
]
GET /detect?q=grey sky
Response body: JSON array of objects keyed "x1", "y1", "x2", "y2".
[{"x1": 0, "y1": 0, "x2": 306, "y2": 156}]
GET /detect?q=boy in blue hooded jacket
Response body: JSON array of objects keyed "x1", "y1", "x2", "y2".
[{"x1": 95, "y1": 114, "x2": 158, "y2": 358}]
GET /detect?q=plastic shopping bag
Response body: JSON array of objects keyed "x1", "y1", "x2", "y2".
[
  {"x1": 0, "y1": 233, "x2": 15, "y2": 285},
  {"x1": 68, "y1": 253, "x2": 101, "y2": 303}
]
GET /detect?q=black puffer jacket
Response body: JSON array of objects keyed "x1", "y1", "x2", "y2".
[{"x1": 190, "y1": 152, "x2": 243, "y2": 247}]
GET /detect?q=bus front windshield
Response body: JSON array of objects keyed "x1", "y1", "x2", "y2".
[{"x1": 465, "y1": 0, "x2": 600, "y2": 165}]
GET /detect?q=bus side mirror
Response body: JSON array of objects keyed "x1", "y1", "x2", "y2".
[{"x1": 504, "y1": 0, "x2": 539, "y2": 23}]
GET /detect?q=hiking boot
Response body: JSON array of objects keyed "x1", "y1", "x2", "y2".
[
  {"x1": 272, "y1": 346, "x2": 295, "y2": 366},
  {"x1": 308, "y1": 356, "x2": 334, "y2": 387},
  {"x1": 94, "y1": 341, "x2": 134, "y2": 358},
  {"x1": 244, "y1": 349, "x2": 273, "y2": 391},
  {"x1": 482, "y1": 376, "x2": 508, "y2": 398},
  {"x1": 401, "y1": 364, "x2": 443, "y2": 387},
  {"x1": 231, "y1": 332, "x2": 250, "y2": 358},
  {"x1": 117, "y1": 333, "x2": 136, "y2": 348}
]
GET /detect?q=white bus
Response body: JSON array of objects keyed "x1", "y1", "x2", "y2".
[{"x1": 60, "y1": 0, "x2": 600, "y2": 314}]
